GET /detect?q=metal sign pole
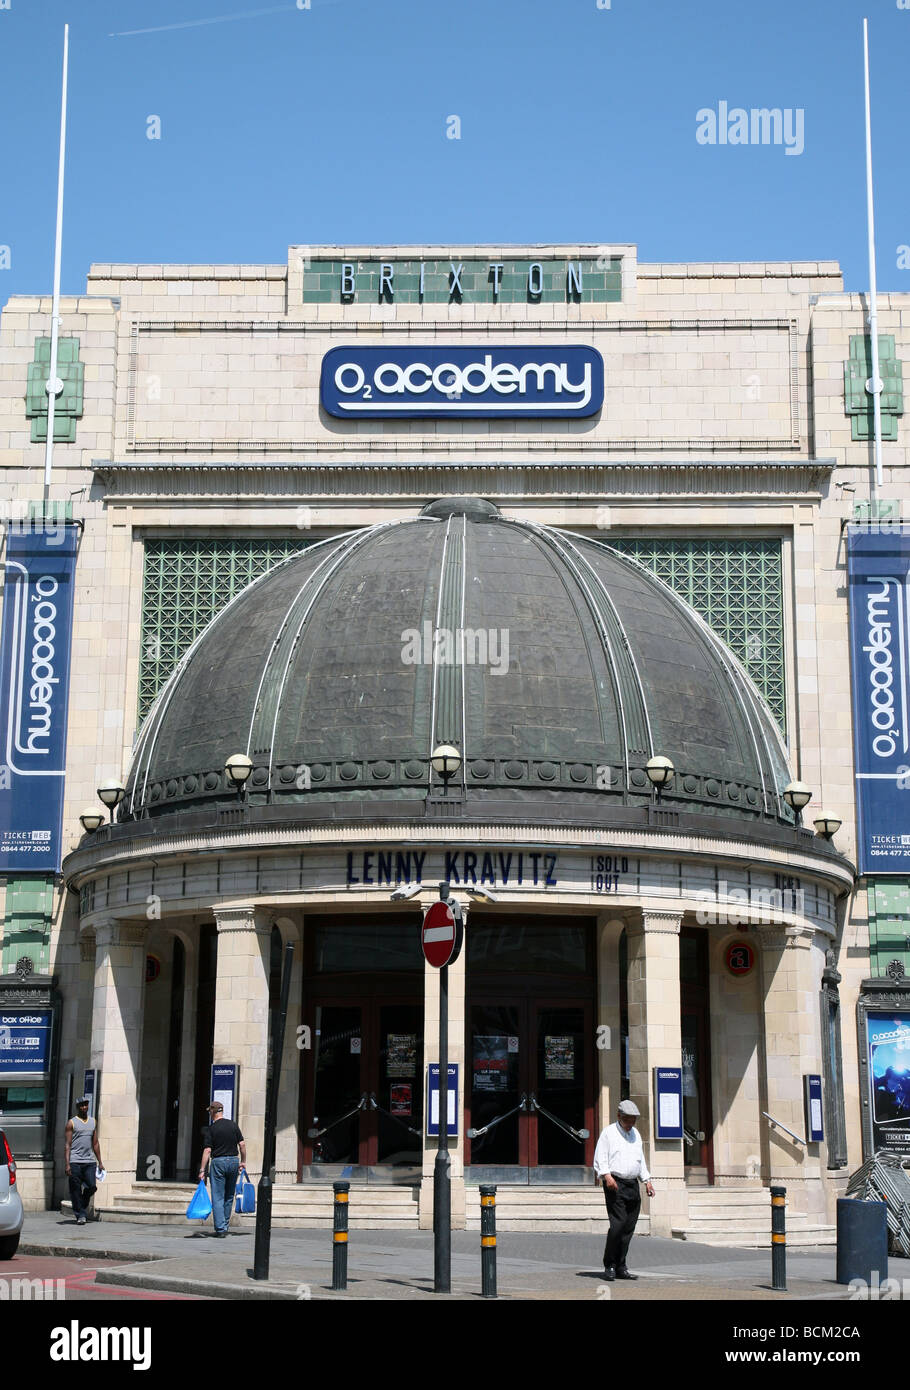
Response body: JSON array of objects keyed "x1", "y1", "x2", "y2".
[
  {"x1": 434, "y1": 882, "x2": 451, "y2": 1293},
  {"x1": 44, "y1": 24, "x2": 69, "y2": 504},
  {"x1": 253, "y1": 941, "x2": 294, "y2": 1281},
  {"x1": 862, "y1": 17, "x2": 884, "y2": 494}
]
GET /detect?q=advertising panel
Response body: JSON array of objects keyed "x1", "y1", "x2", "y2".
[
  {"x1": 0, "y1": 521, "x2": 79, "y2": 872},
  {"x1": 866, "y1": 1013, "x2": 910, "y2": 1157},
  {"x1": 0, "y1": 1009, "x2": 53, "y2": 1073},
  {"x1": 847, "y1": 526, "x2": 910, "y2": 874}
]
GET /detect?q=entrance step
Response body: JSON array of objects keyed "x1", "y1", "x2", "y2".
[
  {"x1": 102, "y1": 1181, "x2": 420, "y2": 1230},
  {"x1": 673, "y1": 1186, "x2": 836, "y2": 1248},
  {"x1": 465, "y1": 1185, "x2": 646, "y2": 1236}
]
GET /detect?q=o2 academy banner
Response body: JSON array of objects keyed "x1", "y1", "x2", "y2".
[
  {"x1": 0, "y1": 522, "x2": 78, "y2": 872},
  {"x1": 847, "y1": 526, "x2": 910, "y2": 875}
]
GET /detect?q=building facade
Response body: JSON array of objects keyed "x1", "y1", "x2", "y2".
[{"x1": 1, "y1": 244, "x2": 908, "y2": 1237}]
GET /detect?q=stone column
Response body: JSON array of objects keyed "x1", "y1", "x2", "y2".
[
  {"x1": 172, "y1": 929, "x2": 199, "y2": 1181},
  {"x1": 758, "y1": 926, "x2": 825, "y2": 1218},
  {"x1": 626, "y1": 909, "x2": 686, "y2": 1237},
  {"x1": 212, "y1": 905, "x2": 271, "y2": 1177},
  {"x1": 89, "y1": 918, "x2": 148, "y2": 1206},
  {"x1": 596, "y1": 916, "x2": 626, "y2": 1128},
  {"x1": 273, "y1": 915, "x2": 303, "y2": 1184}
]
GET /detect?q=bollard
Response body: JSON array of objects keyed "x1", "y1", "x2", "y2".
[
  {"x1": 480, "y1": 1183, "x2": 497, "y2": 1299},
  {"x1": 770, "y1": 1184, "x2": 787, "y2": 1291},
  {"x1": 332, "y1": 1180, "x2": 350, "y2": 1291}
]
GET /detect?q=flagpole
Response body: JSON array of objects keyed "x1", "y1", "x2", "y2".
[
  {"x1": 862, "y1": 17, "x2": 884, "y2": 493},
  {"x1": 43, "y1": 23, "x2": 69, "y2": 505}
]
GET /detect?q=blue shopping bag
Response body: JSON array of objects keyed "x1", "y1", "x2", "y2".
[
  {"x1": 235, "y1": 1167, "x2": 256, "y2": 1214},
  {"x1": 186, "y1": 1179, "x2": 213, "y2": 1221}
]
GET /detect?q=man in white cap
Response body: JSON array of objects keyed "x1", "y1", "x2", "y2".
[{"x1": 593, "y1": 1099, "x2": 655, "y2": 1280}]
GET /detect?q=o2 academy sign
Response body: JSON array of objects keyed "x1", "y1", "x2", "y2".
[{"x1": 321, "y1": 345, "x2": 604, "y2": 419}]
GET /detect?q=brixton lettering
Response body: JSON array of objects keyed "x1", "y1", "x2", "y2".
[{"x1": 320, "y1": 346, "x2": 604, "y2": 419}]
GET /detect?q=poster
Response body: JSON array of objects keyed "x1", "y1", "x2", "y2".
[
  {"x1": 0, "y1": 1009, "x2": 52, "y2": 1072},
  {"x1": 386, "y1": 1033, "x2": 417, "y2": 1078},
  {"x1": 847, "y1": 527, "x2": 910, "y2": 874},
  {"x1": 544, "y1": 1034, "x2": 574, "y2": 1080},
  {"x1": 390, "y1": 1083, "x2": 412, "y2": 1116},
  {"x1": 0, "y1": 522, "x2": 79, "y2": 872},
  {"x1": 867, "y1": 1013, "x2": 910, "y2": 1156},
  {"x1": 473, "y1": 1035, "x2": 509, "y2": 1092}
]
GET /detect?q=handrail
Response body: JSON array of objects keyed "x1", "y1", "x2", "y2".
[{"x1": 762, "y1": 1111, "x2": 806, "y2": 1147}]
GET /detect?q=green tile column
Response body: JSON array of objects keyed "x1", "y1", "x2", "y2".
[
  {"x1": 2, "y1": 876, "x2": 55, "y2": 973},
  {"x1": 867, "y1": 879, "x2": 910, "y2": 980}
]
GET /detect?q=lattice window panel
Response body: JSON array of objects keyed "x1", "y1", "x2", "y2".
[
  {"x1": 138, "y1": 538, "x2": 311, "y2": 722},
  {"x1": 607, "y1": 538, "x2": 786, "y2": 734}
]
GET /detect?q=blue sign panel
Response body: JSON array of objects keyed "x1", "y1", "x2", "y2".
[
  {"x1": 320, "y1": 345, "x2": 604, "y2": 420},
  {"x1": 803, "y1": 1074, "x2": 824, "y2": 1143},
  {"x1": 653, "y1": 1066, "x2": 683, "y2": 1140},
  {"x1": 847, "y1": 526, "x2": 910, "y2": 874},
  {"x1": 0, "y1": 522, "x2": 79, "y2": 872},
  {"x1": 211, "y1": 1063, "x2": 239, "y2": 1122},
  {"x1": 0, "y1": 1009, "x2": 52, "y2": 1073},
  {"x1": 426, "y1": 1063, "x2": 459, "y2": 1137},
  {"x1": 83, "y1": 1068, "x2": 99, "y2": 1118}
]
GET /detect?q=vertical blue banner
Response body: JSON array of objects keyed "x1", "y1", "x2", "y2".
[
  {"x1": 847, "y1": 526, "x2": 910, "y2": 875},
  {"x1": 0, "y1": 521, "x2": 79, "y2": 872}
]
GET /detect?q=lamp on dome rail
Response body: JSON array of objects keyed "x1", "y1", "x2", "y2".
[
  {"x1": 783, "y1": 780, "x2": 812, "y2": 827},
  {"x1": 79, "y1": 809, "x2": 105, "y2": 834},
  {"x1": 97, "y1": 784, "x2": 125, "y2": 824},
  {"x1": 225, "y1": 753, "x2": 253, "y2": 799},
  {"x1": 813, "y1": 814, "x2": 842, "y2": 841},
  {"x1": 430, "y1": 744, "x2": 462, "y2": 797},
  {"x1": 645, "y1": 755, "x2": 675, "y2": 804}
]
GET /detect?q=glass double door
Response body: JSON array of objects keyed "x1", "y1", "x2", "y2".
[
  {"x1": 305, "y1": 999, "x2": 423, "y2": 1175},
  {"x1": 466, "y1": 998, "x2": 594, "y2": 1180}
]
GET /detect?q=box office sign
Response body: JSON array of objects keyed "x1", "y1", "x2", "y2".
[
  {"x1": 0, "y1": 523, "x2": 79, "y2": 872},
  {"x1": 320, "y1": 346, "x2": 604, "y2": 420},
  {"x1": 847, "y1": 526, "x2": 910, "y2": 874},
  {"x1": 0, "y1": 1010, "x2": 52, "y2": 1073},
  {"x1": 866, "y1": 1014, "x2": 910, "y2": 1157}
]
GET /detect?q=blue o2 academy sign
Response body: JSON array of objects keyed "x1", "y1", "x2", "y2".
[
  {"x1": 320, "y1": 345, "x2": 604, "y2": 419},
  {"x1": 847, "y1": 525, "x2": 910, "y2": 875}
]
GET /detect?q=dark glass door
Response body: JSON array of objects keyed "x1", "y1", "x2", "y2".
[
  {"x1": 467, "y1": 999, "x2": 593, "y2": 1179},
  {"x1": 306, "y1": 998, "x2": 423, "y2": 1173}
]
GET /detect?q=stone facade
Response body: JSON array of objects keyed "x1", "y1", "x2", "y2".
[{"x1": 1, "y1": 244, "x2": 907, "y2": 1230}]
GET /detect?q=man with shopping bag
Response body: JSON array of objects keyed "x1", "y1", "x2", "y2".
[{"x1": 199, "y1": 1102, "x2": 247, "y2": 1238}]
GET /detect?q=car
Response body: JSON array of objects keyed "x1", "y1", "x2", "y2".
[{"x1": 0, "y1": 1129, "x2": 24, "y2": 1259}]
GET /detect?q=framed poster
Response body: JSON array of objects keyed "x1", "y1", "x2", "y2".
[
  {"x1": 386, "y1": 1034, "x2": 417, "y2": 1078},
  {"x1": 544, "y1": 1035, "x2": 575, "y2": 1080},
  {"x1": 866, "y1": 1012, "x2": 910, "y2": 1156},
  {"x1": 473, "y1": 1035, "x2": 509, "y2": 1092}
]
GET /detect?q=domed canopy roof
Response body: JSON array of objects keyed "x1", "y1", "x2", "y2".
[{"x1": 124, "y1": 499, "x2": 795, "y2": 834}]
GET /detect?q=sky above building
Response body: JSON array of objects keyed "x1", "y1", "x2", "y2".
[{"x1": 1, "y1": 0, "x2": 908, "y2": 300}]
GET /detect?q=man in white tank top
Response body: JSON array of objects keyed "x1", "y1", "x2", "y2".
[{"x1": 65, "y1": 1097, "x2": 104, "y2": 1225}]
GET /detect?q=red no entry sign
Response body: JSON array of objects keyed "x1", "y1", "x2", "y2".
[{"x1": 422, "y1": 899, "x2": 463, "y2": 968}]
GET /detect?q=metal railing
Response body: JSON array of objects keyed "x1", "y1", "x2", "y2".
[{"x1": 761, "y1": 1111, "x2": 806, "y2": 1147}]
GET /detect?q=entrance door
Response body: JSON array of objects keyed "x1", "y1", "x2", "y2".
[
  {"x1": 466, "y1": 998, "x2": 594, "y2": 1181},
  {"x1": 305, "y1": 999, "x2": 423, "y2": 1177},
  {"x1": 680, "y1": 928, "x2": 714, "y2": 1184}
]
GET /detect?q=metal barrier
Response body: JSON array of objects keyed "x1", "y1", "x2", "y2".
[
  {"x1": 480, "y1": 1184, "x2": 497, "y2": 1299},
  {"x1": 845, "y1": 1151, "x2": 910, "y2": 1257},
  {"x1": 332, "y1": 1180, "x2": 350, "y2": 1291},
  {"x1": 770, "y1": 1185, "x2": 787, "y2": 1290}
]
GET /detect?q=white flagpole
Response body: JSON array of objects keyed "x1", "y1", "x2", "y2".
[
  {"x1": 862, "y1": 17, "x2": 884, "y2": 493},
  {"x1": 43, "y1": 23, "x2": 69, "y2": 504}
]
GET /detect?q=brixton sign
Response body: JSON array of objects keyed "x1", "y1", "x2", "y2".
[{"x1": 320, "y1": 345, "x2": 604, "y2": 419}]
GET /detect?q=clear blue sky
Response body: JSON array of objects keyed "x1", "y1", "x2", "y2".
[{"x1": 1, "y1": 0, "x2": 908, "y2": 300}]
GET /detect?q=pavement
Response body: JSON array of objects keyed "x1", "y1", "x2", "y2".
[{"x1": 15, "y1": 1211, "x2": 910, "y2": 1301}]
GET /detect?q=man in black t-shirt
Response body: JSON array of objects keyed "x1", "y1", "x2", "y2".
[{"x1": 199, "y1": 1102, "x2": 247, "y2": 1237}]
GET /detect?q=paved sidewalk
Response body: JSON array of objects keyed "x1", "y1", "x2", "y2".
[{"x1": 16, "y1": 1211, "x2": 908, "y2": 1301}]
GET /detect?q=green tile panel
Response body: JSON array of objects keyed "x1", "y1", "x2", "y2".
[
  {"x1": 25, "y1": 337, "x2": 84, "y2": 443},
  {"x1": 302, "y1": 257, "x2": 622, "y2": 304}
]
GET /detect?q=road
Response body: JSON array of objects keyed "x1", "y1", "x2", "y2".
[{"x1": 0, "y1": 1253, "x2": 215, "y2": 1300}]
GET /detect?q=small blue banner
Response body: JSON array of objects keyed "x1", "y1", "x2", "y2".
[
  {"x1": 320, "y1": 345, "x2": 604, "y2": 420},
  {"x1": 211, "y1": 1063, "x2": 239, "y2": 1122},
  {"x1": 847, "y1": 526, "x2": 910, "y2": 874},
  {"x1": 653, "y1": 1066, "x2": 683, "y2": 1140},
  {"x1": 804, "y1": 1074, "x2": 824, "y2": 1143},
  {"x1": 0, "y1": 1009, "x2": 53, "y2": 1072},
  {"x1": 0, "y1": 521, "x2": 79, "y2": 872}
]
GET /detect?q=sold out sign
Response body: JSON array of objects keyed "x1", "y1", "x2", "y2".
[{"x1": 421, "y1": 899, "x2": 464, "y2": 969}]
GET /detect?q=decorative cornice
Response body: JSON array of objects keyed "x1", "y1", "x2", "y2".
[
  {"x1": 212, "y1": 904, "x2": 270, "y2": 934},
  {"x1": 757, "y1": 924, "x2": 816, "y2": 951},
  {"x1": 637, "y1": 910, "x2": 684, "y2": 934},
  {"x1": 93, "y1": 919, "x2": 148, "y2": 950}
]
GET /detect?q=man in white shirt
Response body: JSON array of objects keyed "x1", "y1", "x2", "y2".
[{"x1": 592, "y1": 1098, "x2": 655, "y2": 1280}]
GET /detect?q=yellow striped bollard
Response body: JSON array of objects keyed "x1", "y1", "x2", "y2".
[
  {"x1": 332, "y1": 1180, "x2": 350, "y2": 1291},
  {"x1": 771, "y1": 1185, "x2": 787, "y2": 1291},
  {"x1": 480, "y1": 1183, "x2": 497, "y2": 1298}
]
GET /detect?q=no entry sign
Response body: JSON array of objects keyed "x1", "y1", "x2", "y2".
[{"x1": 422, "y1": 900, "x2": 463, "y2": 968}]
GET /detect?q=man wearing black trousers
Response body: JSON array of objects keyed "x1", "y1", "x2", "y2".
[{"x1": 593, "y1": 1099, "x2": 655, "y2": 1280}]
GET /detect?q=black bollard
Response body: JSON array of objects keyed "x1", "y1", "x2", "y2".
[
  {"x1": 771, "y1": 1185, "x2": 787, "y2": 1291},
  {"x1": 480, "y1": 1184, "x2": 497, "y2": 1299},
  {"x1": 332, "y1": 1180, "x2": 350, "y2": 1291}
]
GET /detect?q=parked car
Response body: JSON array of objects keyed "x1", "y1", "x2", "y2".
[{"x1": 0, "y1": 1129, "x2": 24, "y2": 1259}]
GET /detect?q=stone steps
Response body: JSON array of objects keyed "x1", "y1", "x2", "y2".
[
  {"x1": 464, "y1": 1185, "x2": 648, "y2": 1235},
  {"x1": 671, "y1": 1186, "x2": 836, "y2": 1248},
  {"x1": 99, "y1": 1182, "x2": 421, "y2": 1229}
]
